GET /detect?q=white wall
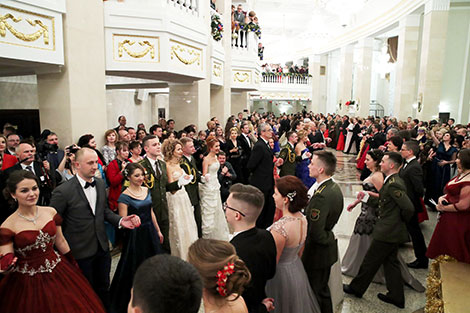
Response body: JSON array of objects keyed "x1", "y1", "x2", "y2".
[
  {"x1": 0, "y1": 76, "x2": 39, "y2": 110},
  {"x1": 326, "y1": 50, "x2": 340, "y2": 113}
]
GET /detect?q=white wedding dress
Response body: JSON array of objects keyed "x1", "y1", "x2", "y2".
[
  {"x1": 199, "y1": 161, "x2": 230, "y2": 241},
  {"x1": 167, "y1": 170, "x2": 198, "y2": 260}
]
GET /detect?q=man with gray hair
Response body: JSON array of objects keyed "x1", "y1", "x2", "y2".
[{"x1": 247, "y1": 123, "x2": 283, "y2": 228}]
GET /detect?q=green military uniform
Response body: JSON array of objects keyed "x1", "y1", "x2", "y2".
[
  {"x1": 349, "y1": 173, "x2": 414, "y2": 305},
  {"x1": 302, "y1": 178, "x2": 344, "y2": 313},
  {"x1": 139, "y1": 157, "x2": 180, "y2": 253},
  {"x1": 180, "y1": 155, "x2": 202, "y2": 238},
  {"x1": 278, "y1": 143, "x2": 302, "y2": 177}
]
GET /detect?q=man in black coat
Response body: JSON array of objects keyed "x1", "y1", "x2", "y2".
[
  {"x1": 227, "y1": 184, "x2": 276, "y2": 313},
  {"x1": 238, "y1": 122, "x2": 253, "y2": 184},
  {"x1": 247, "y1": 123, "x2": 283, "y2": 228},
  {"x1": 50, "y1": 148, "x2": 141, "y2": 310},
  {"x1": 399, "y1": 141, "x2": 428, "y2": 268},
  {"x1": 367, "y1": 124, "x2": 386, "y2": 149}
]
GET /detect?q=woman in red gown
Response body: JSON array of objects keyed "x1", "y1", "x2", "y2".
[
  {"x1": 427, "y1": 149, "x2": 470, "y2": 264},
  {"x1": 0, "y1": 170, "x2": 105, "y2": 313}
]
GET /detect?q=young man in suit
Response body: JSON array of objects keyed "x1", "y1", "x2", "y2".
[
  {"x1": 227, "y1": 184, "x2": 276, "y2": 313},
  {"x1": 50, "y1": 148, "x2": 141, "y2": 310},
  {"x1": 302, "y1": 150, "x2": 343, "y2": 313},
  {"x1": 238, "y1": 122, "x2": 252, "y2": 184},
  {"x1": 5, "y1": 142, "x2": 57, "y2": 205},
  {"x1": 247, "y1": 123, "x2": 283, "y2": 229},
  {"x1": 139, "y1": 135, "x2": 190, "y2": 253},
  {"x1": 400, "y1": 141, "x2": 428, "y2": 269},
  {"x1": 344, "y1": 152, "x2": 414, "y2": 309},
  {"x1": 180, "y1": 137, "x2": 202, "y2": 238}
]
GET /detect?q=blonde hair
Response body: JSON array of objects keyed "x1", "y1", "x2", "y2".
[
  {"x1": 161, "y1": 139, "x2": 182, "y2": 162},
  {"x1": 188, "y1": 239, "x2": 251, "y2": 299},
  {"x1": 297, "y1": 129, "x2": 308, "y2": 140}
]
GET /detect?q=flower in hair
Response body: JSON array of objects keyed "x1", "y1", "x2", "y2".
[
  {"x1": 286, "y1": 191, "x2": 296, "y2": 202},
  {"x1": 123, "y1": 169, "x2": 129, "y2": 177},
  {"x1": 216, "y1": 262, "x2": 235, "y2": 297}
]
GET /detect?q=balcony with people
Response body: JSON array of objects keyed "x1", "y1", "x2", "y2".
[{"x1": 260, "y1": 63, "x2": 312, "y2": 95}]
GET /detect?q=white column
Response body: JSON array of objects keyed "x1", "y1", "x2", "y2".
[
  {"x1": 355, "y1": 38, "x2": 374, "y2": 117},
  {"x1": 416, "y1": 0, "x2": 450, "y2": 121},
  {"x1": 338, "y1": 45, "x2": 354, "y2": 114},
  {"x1": 309, "y1": 55, "x2": 321, "y2": 113}
]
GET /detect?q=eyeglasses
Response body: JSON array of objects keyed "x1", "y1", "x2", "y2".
[{"x1": 223, "y1": 202, "x2": 246, "y2": 217}]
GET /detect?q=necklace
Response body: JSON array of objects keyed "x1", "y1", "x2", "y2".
[
  {"x1": 456, "y1": 171, "x2": 470, "y2": 182},
  {"x1": 18, "y1": 206, "x2": 39, "y2": 225},
  {"x1": 127, "y1": 186, "x2": 145, "y2": 198}
]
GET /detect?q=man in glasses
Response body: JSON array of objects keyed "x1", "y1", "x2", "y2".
[{"x1": 226, "y1": 184, "x2": 277, "y2": 313}]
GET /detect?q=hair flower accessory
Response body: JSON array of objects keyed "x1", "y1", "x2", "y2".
[
  {"x1": 216, "y1": 262, "x2": 235, "y2": 297},
  {"x1": 286, "y1": 191, "x2": 296, "y2": 202}
]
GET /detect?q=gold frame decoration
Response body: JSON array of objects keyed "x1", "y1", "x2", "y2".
[
  {"x1": 170, "y1": 41, "x2": 202, "y2": 67},
  {"x1": 0, "y1": 13, "x2": 48, "y2": 44},
  {"x1": 233, "y1": 71, "x2": 250, "y2": 83},
  {"x1": 213, "y1": 63, "x2": 222, "y2": 77},
  {"x1": 118, "y1": 39, "x2": 155, "y2": 59}
]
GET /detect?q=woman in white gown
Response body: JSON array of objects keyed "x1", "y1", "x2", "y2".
[
  {"x1": 199, "y1": 136, "x2": 230, "y2": 241},
  {"x1": 162, "y1": 139, "x2": 198, "y2": 260}
]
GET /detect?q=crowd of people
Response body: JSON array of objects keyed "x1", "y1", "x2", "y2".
[{"x1": 0, "y1": 110, "x2": 469, "y2": 313}]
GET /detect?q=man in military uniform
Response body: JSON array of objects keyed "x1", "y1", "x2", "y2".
[
  {"x1": 139, "y1": 135, "x2": 191, "y2": 253},
  {"x1": 344, "y1": 152, "x2": 414, "y2": 309},
  {"x1": 180, "y1": 137, "x2": 202, "y2": 238},
  {"x1": 278, "y1": 131, "x2": 303, "y2": 177},
  {"x1": 302, "y1": 151, "x2": 344, "y2": 313}
]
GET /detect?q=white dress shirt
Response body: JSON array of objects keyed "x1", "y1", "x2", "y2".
[
  {"x1": 308, "y1": 177, "x2": 333, "y2": 198},
  {"x1": 403, "y1": 156, "x2": 416, "y2": 169},
  {"x1": 77, "y1": 175, "x2": 97, "y2": 215},
  {"x1": 242, "y1": 133, "x2": 251, "y2": 148},
  {"x1": 21, "y1": 163, "x2": 36, "y2": 176}
]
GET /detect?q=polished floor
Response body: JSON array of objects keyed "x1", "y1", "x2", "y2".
[
  {"x1": 333, "y1": 150, "x2": 433, "y2": 313},
  {"x1": 111, "y1": 149, "x2": 435, "y2": 313}
]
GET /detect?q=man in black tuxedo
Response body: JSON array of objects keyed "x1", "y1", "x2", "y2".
[
  {"x1": 238, "y1": 122, "x2": 253, "y2": 184},
  {"x1": 180, "y1": 137, "x2": 202, "y2": 237},
  {"x1": 367, "y1": 124, "x2": 386, "y2": 149},
  {"x1": 399, "y1": 141, "x2": 428, "y2": 268},
  {"x1": 5, "y1": 142, "x2": 57, "y2": 205},
  {"x1": 227, "y1": 184, "x2": 276, "y2": 313},
  {"x1": 50, "y1": 147, "x2": 141, "y2": 310},
  {"x1": 247, "y1": 123, "x2": 283, "y2": 229}
]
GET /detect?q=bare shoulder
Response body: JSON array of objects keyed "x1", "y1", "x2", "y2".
[
  {"x1": 227, "y1": 294, "x2": 248, "y2": 313},
  {"x1": 40, "y1": 206, "x2": 58, "y2": 217}
]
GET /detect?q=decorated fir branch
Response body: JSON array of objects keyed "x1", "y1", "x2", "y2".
[
  {"x1": 211, "y1": 13, "x2": 223, "y2": 41},
  {"x1": 238, "y1": 22, "x2": 262, "y2": 39}
]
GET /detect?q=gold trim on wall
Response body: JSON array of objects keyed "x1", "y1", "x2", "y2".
[
  {"x1": 213, "y1": 62, "x2": 222, "y2": 77},
  {"x1": 233, "y1": 71, "x2": 250, "y2": 83},
  {"x1": 0, "y1": 4, "x2": 55, "y2": 51},
  {"x1": 112, "y1": 34, "x2": 160, "y2": 63},
  {"x1": 169, "y1": 39, "x2": 203, "y2": 70}
]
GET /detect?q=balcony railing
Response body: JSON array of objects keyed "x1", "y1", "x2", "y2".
[
  {"x1": 262, "y1": 73, "x2": 311, "y2": 85},
  {"x1": 167, "y1": 0, "x2": 198, "y2": 15}
]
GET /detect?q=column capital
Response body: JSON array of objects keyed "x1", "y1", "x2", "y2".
[{"x1": 424, "y1": 0, "x2": 450, "y2": 14}]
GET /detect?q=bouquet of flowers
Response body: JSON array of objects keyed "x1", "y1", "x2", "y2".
[{"x1": 211, "y1": 13, "x2": 223, "y2": 41}]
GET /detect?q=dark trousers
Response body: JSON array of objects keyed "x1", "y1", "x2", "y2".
[
  {"x1": 306, "y1": 267, "x2": 333, "y2": 313},
  {"x1": 77, "y1": 247, "x2": 112, "y2": 311},
  {"x1": 350, "y1": 239, "x2": 404, "y2": 304},
  {"x1": 193, "y1": 203, "x2": 202, "y2": 238},
  {"x1": 406, "y1": 211, "x2": 428, "y2": 262},
  {"x1": 255, "y1": 189, "x2": 275, "y2": 229}
]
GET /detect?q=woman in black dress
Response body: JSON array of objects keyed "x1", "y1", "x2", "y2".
[{"x1": 225, "y1": 127, "x2": 242, "y2": 183}]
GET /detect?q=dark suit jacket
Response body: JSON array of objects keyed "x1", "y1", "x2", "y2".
[
  {"x1": 309, "y1": 130, "x2": 325, "y2": 144},
  {"x1": 302, "y1": 179, "x2": 343, "y2": 270},
  {"x1": 238, "y1": 134, "x2": 252, "y2": 163},
  {"x1": 367, "y1": 132, "x2": 386, "y2": 149},
  {"x1": 231, "y1": 228, "x2": 276, "y2": 313},
  {"x1": 369, "y1": 174, "x2": 414, "y2": 243},
  {"x1": 399, "y1": 158, "x2": 424, "y2": 213},
  {"x1": 180, "y1": 155, "x2": 201, "y2": 207},
  {"x1": 247, "y1": 138, "x2": 274, "y2": 193},
  {"x1": 5, "y1": 161, "x2": 58, "y2": 205},
  {"x1": 139, "y1": 157, "x2": 180, "y2": 252},
  {"x1": 50, "y1": 176, "x2": 121, "y2": 260}
]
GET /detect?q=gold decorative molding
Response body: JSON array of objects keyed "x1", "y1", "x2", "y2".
[
  {"x1": 213, "y1": 63, "x2": 222, "y2": 77},
  {"x1": 233, "y1": 71, "x2": 250, "y2": 83},
  {"x1": 170, "y1": 40, "x2": 202, "y2": 67},
  {"x1": 0, "y1": 13, "x2": 48, "y2": 44},
  {"x1": 118, "y1": 40, "x2": 155, "y2": 59},
  {"x1": 0, "y1": 5, "x2": 55, "y2": 51}
]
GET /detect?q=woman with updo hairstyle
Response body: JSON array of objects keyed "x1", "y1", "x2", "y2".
[
  {"x1": 110, "y1": 162, "x2": 164, "y2": 313},
  {"x1": 226, "y1": 127, "x2": 242, "y2": 183},
  {"x1": 188, "y1": 238, "x2": 250, "y2": 313},
  {"x1": 199, "y1": 136, "x2": 230, "y2": 240},
  {"x1": 266, "y1": 175, "x2": 321, "y2": 313},
  {"x1": 342, "y1": 149, "x2": 424, "y2": 291},
  {"x1": 162, "y1": 139, "x2": 198, "y2": 260},
  {"x1": 295, "y1": 130, "x2": 315, "y2": 188}
]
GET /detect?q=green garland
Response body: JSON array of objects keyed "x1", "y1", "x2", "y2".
[
  {"x1": 211, "y1": 13, "x2": 223, "y2": 41},
  {"x1": 239, "y1": 22, "x2": 262, "y2": 39}
]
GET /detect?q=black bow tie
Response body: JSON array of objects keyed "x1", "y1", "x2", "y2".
[{"x1": 84, "y1": 181, "x2": 96, "y2": 189}]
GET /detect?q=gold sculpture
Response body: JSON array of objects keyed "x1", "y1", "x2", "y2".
[
  {"x1": 0, "y1": 13, "x2": 49, "y2": 44},
  {"x1": 118, "y1": 40, "x2": 155, "y2": 59}
]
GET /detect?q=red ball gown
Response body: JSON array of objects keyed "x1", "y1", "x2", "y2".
[
  {"x1": 426, "y1": 178, "x2": 470, "y2": 263},
  {"x1": 0, "y1": 214, "x2": 105, "y2": 313}
]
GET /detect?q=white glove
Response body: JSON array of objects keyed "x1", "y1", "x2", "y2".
[
  {"x1": 200, "y1": 173, "x2": 211, "y2": 184},
  {"x1": 178, "y1": 174, "x2": 193, "y2": 187},
  {"x1": 301, "y1": 151, "x2": 311, "y2": 160}
]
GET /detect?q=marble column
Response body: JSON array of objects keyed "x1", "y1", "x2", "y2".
[
  {"x1": 354, "y1": 38, "x2": 374, "y2": 117},
  {"x1": 309, "y1": 55, "x2": 321, "y2": 113},
  {"x1": 231, "y1": 91, "x2": 249, "y2": 115},
  {"x1": 338, "y1": 45, "x2": 354, "y2": 115},
  {"x1": 37, "y1": 0, "x2": 107, "y2": 146},
  {"x1": 393, "y1": 14, "x2": 421, "y2": 120},
  {"x1": 416, "y1": 0, "x2": 450, "y2": 121},
  {"x1": 169, "y1": 82, "x2": 211, "y2": 132}
]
